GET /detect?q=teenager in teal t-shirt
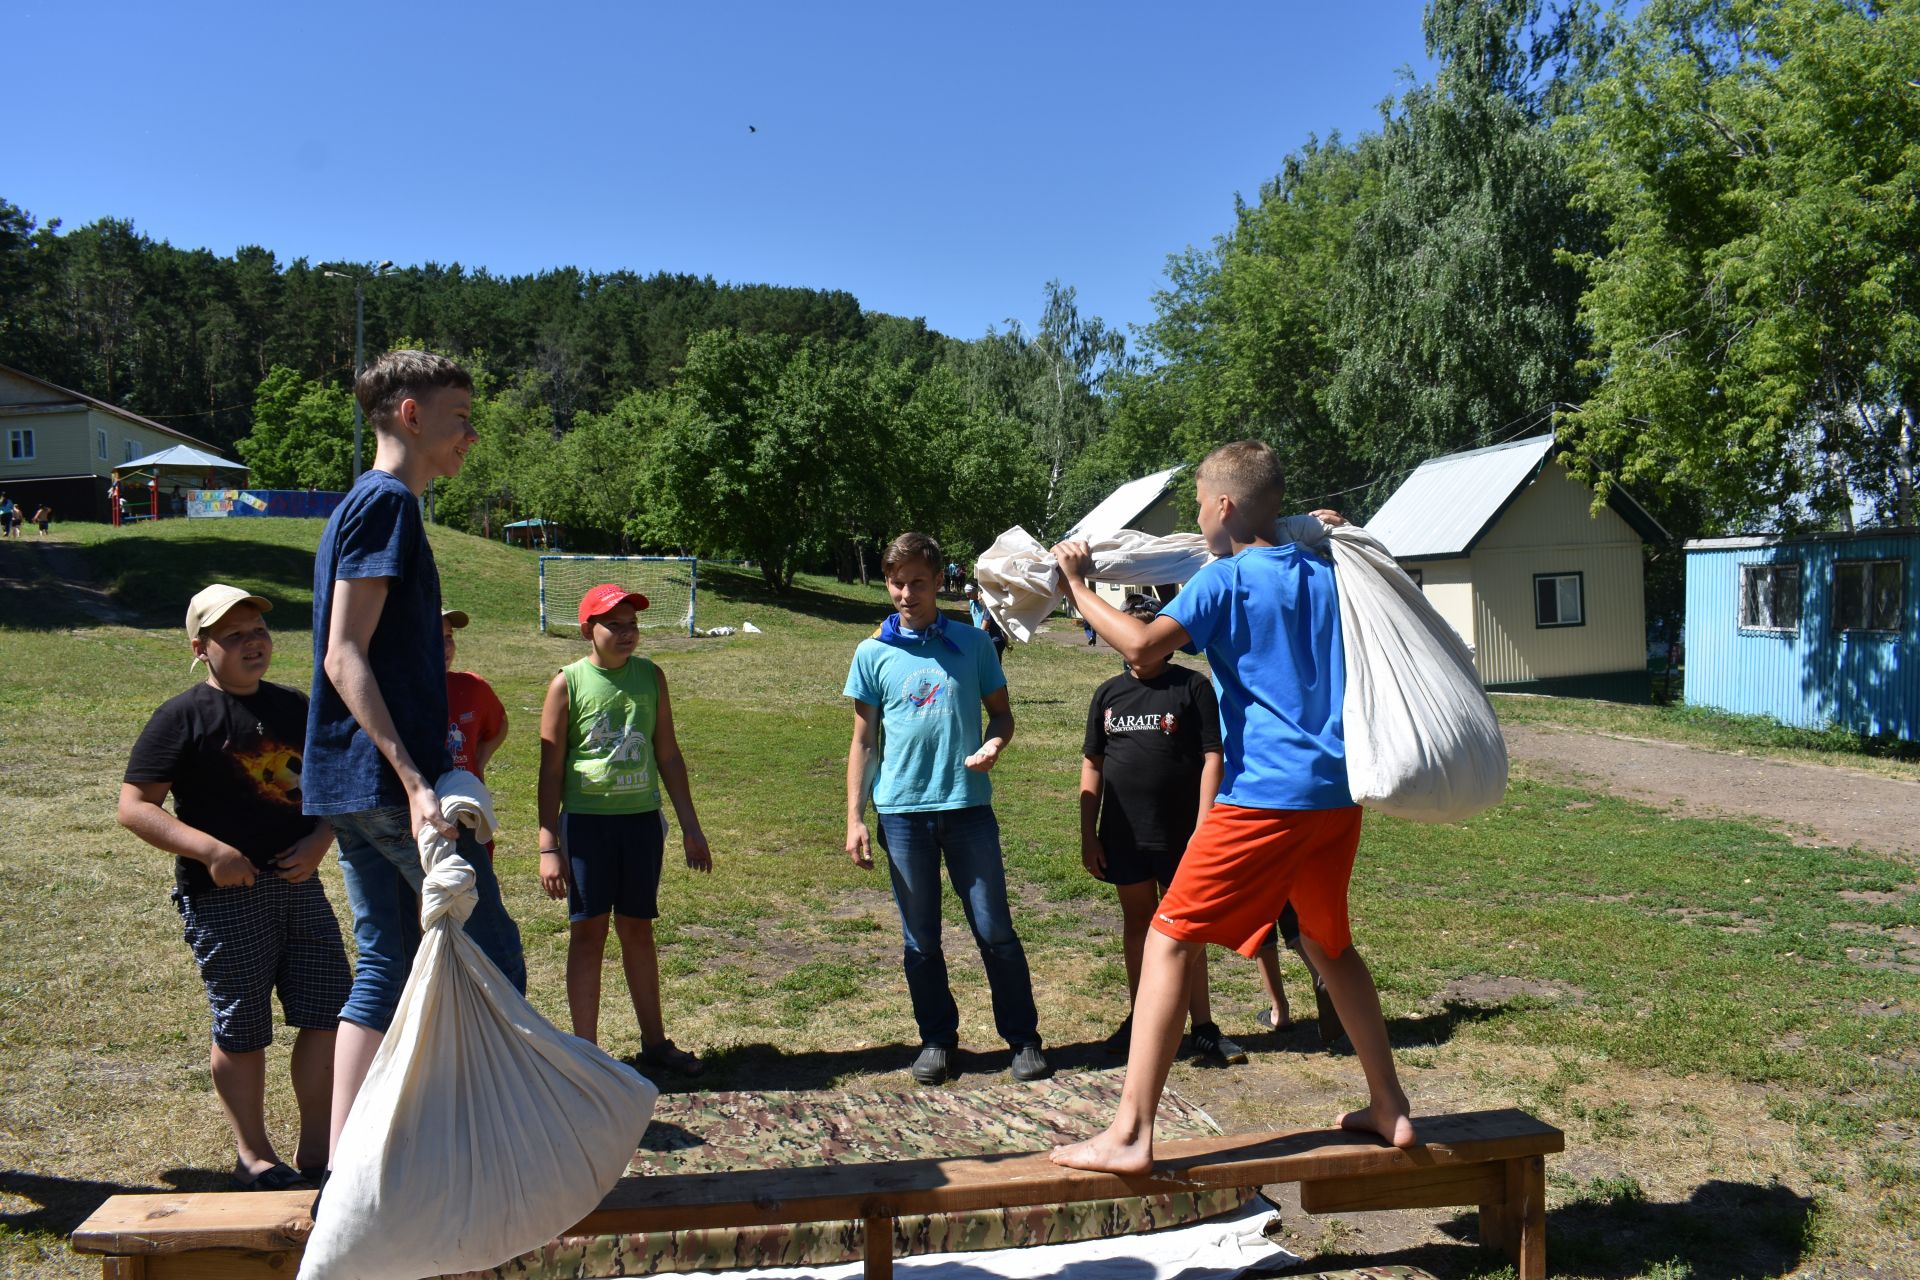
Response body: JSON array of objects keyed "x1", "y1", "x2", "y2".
[{"x1": 844, "y1": 533, "x2": 1047, "y2": 1087}]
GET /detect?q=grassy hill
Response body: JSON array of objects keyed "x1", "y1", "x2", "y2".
[{"x1": 1, "y1": 519, "x2": 1916, "y2": 1277}]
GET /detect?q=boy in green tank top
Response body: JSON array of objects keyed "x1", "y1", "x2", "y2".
[{"x1": 537, "y1": 583, "x2": 713, "y2": 1075}]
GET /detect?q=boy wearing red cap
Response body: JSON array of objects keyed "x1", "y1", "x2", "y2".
[{"x1": 537, "y1": 583, "x2": 713, "y2": 1074}]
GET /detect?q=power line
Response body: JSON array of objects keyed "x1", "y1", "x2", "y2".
[{"x1": 1297, "y1": 401, "x2": 1574, "y2": 508}]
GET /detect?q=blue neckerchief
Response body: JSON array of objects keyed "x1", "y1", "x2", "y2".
[{"x1": 879, "y1": 610, "x2": 962, "y2": 653}]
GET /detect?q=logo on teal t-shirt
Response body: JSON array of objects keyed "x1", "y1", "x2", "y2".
[{"x1": 844, "y1": 624, "x2": 1005, "y2": 814}]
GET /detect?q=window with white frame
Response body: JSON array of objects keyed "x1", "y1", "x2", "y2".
[
  {"x1": 97, "y1": 428, "x2": 109, "y2": 459},
  {"x1": 1739, "y1": 562, "x2": 1801, "y2": 632},
  {"x1": 1533, "y1": 572, "x2": 1584, "y2": 628},
  {"x1": 1834, "y1": 560, "x2": 1903, "y2": 633},
  {"x1": 8, "y1": 428, "x2": 34, "y2": 461},
  {"x1": 124, "y1": 440, "x2": 140, "y2": 463}
]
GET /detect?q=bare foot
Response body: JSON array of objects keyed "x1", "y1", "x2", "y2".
[
  {"x1": 1049, "y1": 1126, "x2": 1154, "y2": 1175},
  {"x1": 1337, "y1": 1099, "x2": 1418, "y2": 1149}
]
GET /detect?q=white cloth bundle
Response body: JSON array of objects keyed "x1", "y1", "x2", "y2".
[
  {"x1": 972, "y1": 526, "x2": 1214, "y2": 641},
  {"x1": 973, "y1": 519, "x2": 1506, "y2": 823},
  {"x1": 1295, "y1": 523, "x2": 1508, "y2": 823},
  {"x1": 298, "y1": 770, "x2": 659, "y2": 1280}
]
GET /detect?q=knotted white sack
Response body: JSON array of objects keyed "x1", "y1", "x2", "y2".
[
  {"x1": 1307, "y1": 524, "x2": 1508, "y2": 823},
  {"x1": 298, "y1": 770, "x2": 659, "y2": 1280},
  {"x1": 973, "y1": 525, "x2": 1214, "y2": 641}
]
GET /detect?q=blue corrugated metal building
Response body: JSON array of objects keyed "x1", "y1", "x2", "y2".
[{"x1": 1684, "y1": 530, "x2": 1919, "y2": 737}]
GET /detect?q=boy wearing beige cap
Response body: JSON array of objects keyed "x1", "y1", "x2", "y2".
[{"x1": 118, "y1": 585, "x2": 352, "y2": 1191}]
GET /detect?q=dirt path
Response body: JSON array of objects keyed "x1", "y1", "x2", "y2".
[{"x1": 1505, "y1": 722, "x2": 1920, "y2": 860}]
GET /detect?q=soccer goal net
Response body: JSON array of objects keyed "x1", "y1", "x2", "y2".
[{"x1": 539, "y1": 556, "x2": 698, "y2": 637}]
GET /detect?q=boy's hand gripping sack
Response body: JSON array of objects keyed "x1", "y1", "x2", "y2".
[
  {"x1": 1318, "y1": 525, "x2": 1508, "y2": 823},
  {"x1": 298, "y1": 771, "x2": 659, "y2": 1280}
]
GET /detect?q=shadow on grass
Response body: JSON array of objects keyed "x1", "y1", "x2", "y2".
[
  {"x1": 0, "y1": 536, "x2": 321, "y2": 632},
  {"x1": 1301, "y1": 1178, "x2": 1811, "y2": 1279},
  {"x1": 85, "y1": 536, "x2": 323, "y2": 631},
  {"x1": 0, "y1": 1166, "x2": 243, "y2": 1238},
  {"x1": 642, "y1": 1001, "x2": 1515, "y2": 1095}
]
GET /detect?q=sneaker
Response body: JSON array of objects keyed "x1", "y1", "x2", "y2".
[
  {"x1": 911, "y1": 1045, "x2": 952, "y2": 1085},
  {"x1": 1189, "y1": 1021, "x2": 1249, "y2": 1065},
  {"x1": 1010, "y1": 1044, "x2": 1052, "y2": 1082},
  {"x1": 1104, "y1": 1015, "x2": 1133, "y2": 1055}
]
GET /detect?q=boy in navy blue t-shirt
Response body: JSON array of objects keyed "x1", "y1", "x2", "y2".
[{"x1": 305, "y1": 349, "x2": 526, "y2": 1161}]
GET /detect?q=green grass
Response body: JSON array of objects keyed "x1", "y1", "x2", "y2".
[{"x1": 2, "y1": 520, "x2": 1918, "y2": 1278}]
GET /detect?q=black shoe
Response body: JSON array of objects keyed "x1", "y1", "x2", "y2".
[
  {"x1": 1104, "y1": 1015, "x2": 1133, "y2": 1055},
  {"x1": 911, "y1": 1044, "x2": 952, "y2": 1085},
  {"x1": 1189, "y1": 1021, "x2": 1249, "y2": 1065},
  {"x1": 1010, "y1": 1044, "x2": 1052, "y2": 1082}
]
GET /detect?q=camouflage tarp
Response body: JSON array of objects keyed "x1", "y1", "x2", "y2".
[{"x1": 454, "y1": 1071, "x2": 1254, "y2": 1279}]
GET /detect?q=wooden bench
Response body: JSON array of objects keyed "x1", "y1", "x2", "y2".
[{"x1": 72, "y1": 1107, "x2": 1561, "y2": 1280}]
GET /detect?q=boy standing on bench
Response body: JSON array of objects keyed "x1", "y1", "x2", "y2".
[
  {"x1": 1049, "y1": 441, "x2": 1414, "y2": 1173},
  {"x1": 119, "y1": 584, "x2": 352, "y2": 1190},
  {"x1": 305, "y1": 350, "x2": 526, "y2": 1160}
]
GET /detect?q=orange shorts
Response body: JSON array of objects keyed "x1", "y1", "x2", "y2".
[{"x1": 1151, "y1": 803, "x2": 1363, "y2": 958}]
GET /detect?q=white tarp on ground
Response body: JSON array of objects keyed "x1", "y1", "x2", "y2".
[
  {"x1": 644, "y1": 1197, "x2": 1297, "y2": 1280},
  {"x1": 973, "y1": 519, "x2": 1506, "y2": 824},
  {"x1": 298, "y1": 772, "x2": 660, "y2": 1280}
]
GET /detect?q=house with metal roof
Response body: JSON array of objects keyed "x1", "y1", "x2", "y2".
[
  {"x1": 0, "y1": 363, "x2": 225, "y2": 521},
  {"x1": 1062, "y1": 465, "x2": 1187, "y2": 608},
  {"x1": 1682, "y1": 529, "x2": 1916, "y2": 737},
  {"x1": 1365, "y1": 434, "x2": 1668, "y2": 701}
]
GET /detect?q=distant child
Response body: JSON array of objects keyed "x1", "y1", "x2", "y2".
[
  {"x1": 845, "y1": 533, "x2": 1048, "y2": 1086},
  {"x1": 442, "y1": 606, "x2": 507, "y2": 782},
  {"x1": 33, "y1": 504, "x2": 52, "y2": 536},
  {"x1": 1080, "y1": 642, "x2": 1247, "y2": 1066},
  {"x1": 443, "y1": 604, "x2": 507, "y2": 860},
  {"x1": 962, "y1": 582, "x2": 1008, "y2": 661},
  {"x1": 1049, "y1": 440, "x2": 1413, "y2": 1174},
  {"x1": 538, "y1": 583, "x2": 712, "y2": 1072},
  {"x1": 0, "y1": 492, "x2": 14, "y2": 537},
  {"x1": 305, "y1": 350, "x2": 526, "y2": 1160},
  {"x1": 119, "y1": 584, "x2": 352, "y2": 1191}
]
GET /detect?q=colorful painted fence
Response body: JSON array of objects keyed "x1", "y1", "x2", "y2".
[{"x1": 186, "y1": 488, "x2": 346, "y2": 519}]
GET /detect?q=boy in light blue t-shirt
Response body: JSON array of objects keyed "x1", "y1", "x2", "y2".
[{"x1": 845, "y1": 532, "x2": 1047, "y2": 1086}]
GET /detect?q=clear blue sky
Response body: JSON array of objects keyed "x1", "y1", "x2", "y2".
[{"x1": 7, "y1": 1, "x2": 1435, "y2": 344}]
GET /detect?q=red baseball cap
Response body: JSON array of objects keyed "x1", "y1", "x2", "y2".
[{"x1": 578, "y1": 582, "x2": 650, "y2": 625}]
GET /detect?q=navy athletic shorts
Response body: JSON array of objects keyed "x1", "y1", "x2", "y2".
[{"x1": 563, "y1": 810, "x2": 666, "y2": 922}]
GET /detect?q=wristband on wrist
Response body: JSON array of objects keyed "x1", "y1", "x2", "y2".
[{"x1": 539, "y1": 846, "x2": 562, "y2": 855}]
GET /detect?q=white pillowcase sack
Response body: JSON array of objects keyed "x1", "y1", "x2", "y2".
[{"x1": 298, "y1": 770, "x2": 659, "y2": 1280}]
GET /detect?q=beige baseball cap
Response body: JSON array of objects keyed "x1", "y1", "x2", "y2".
[
  {"x1": 441, "y1": 607, "x2": 471, "y2": 628},
  {"x1": 186, "y1": 584, "x2": 272, "y2": 640}
]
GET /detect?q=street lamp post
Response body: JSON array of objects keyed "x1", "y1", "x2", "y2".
[{"x1": 324, "y1": 260, "x2": 393, "y2": 480}]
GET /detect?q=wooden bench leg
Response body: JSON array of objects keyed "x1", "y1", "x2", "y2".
[
  {"x1": 100, "y1": 1260, "x2": 146, "y2": 1279},
  {"x1": 863, "y1": 1215, "x2": 893, "y2": 1280},
  {"x1": 1479, "y1": 1154, "x2": 1545, "y2": 1280}
]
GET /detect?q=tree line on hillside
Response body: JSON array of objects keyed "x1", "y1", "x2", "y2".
[{"x1": 2, "y1": 0, "x2": 1912, "y2": 597}]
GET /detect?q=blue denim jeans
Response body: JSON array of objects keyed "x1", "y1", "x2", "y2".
[
  {"x1": 876, "y1": 805, "x2": 1040, "y2": 1050},
  {"x1": 334, "y1": 805, "x2": 527, "y2": 1032}
]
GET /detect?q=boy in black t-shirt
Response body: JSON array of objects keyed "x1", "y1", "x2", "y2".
[
  {"x1": 119, "y1": 584, "x2": 352, "y2": 1192},
  {"x1": 1080, "y1": 648, "x2": 1247, "y2": 1065}
]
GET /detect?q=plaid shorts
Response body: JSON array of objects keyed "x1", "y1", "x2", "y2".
[{"x1": 175, "y1": 873, "x2": 354, "y2": 1053}]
